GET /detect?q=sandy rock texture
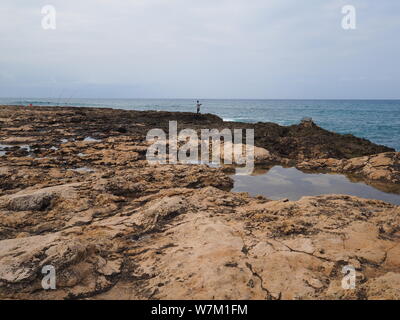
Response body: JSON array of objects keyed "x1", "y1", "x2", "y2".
[
  {"x1": 1, "y1": 186, "x2": 399, "y2": 300},
  {"x1": 0, "y1": 105, "x2": 399, "y2": 300}
]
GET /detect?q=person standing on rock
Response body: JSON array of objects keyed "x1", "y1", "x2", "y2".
[{"x1": 196, "y1": 100, "x2": 202, "y2": 114}]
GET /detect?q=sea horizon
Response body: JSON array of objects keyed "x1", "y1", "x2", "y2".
[{"x1": 2, "y1": 97, "x2": 400, "y2": 101}]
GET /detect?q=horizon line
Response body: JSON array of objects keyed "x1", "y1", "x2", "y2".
[{"x1": 1, "y1": 97, "x2": 400, "y2": 101}]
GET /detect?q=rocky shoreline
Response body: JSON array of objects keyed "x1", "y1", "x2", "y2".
[{"x1": 0, "y1": 105, "x2": 399, "y2": 300}]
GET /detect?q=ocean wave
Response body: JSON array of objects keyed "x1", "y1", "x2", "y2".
[{"x1": 222, "y1": 118, "x2": 236, "y2": 122}]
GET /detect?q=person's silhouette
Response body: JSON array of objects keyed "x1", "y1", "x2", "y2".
[{"x1": 196, "y1": 100, "x2": 202, "y2": 114}]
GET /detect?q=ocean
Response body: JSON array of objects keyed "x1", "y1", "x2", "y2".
[{"x1": 1, "y1": 98, "x2": 399, "y2": 151}]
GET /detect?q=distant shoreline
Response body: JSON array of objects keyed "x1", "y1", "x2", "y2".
[{"x1": 1, "y1": 100, "x2": 399, "y2": 152}]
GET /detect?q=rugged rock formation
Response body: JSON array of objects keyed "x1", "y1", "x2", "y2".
[
  {"x1": 1, "y1": 186, "x2": 400, "y2": 300},
  {"x1": 0, "y1": 105, "x2": 392, "y2": 162},
  {"x1": 297, "y1": 152, "x2": 400, "y2": 186},
  {"x1": 0, "y1": 105, "x2": 399, "y2": 300}
]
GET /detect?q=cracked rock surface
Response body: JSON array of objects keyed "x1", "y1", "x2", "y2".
[{"x1": 0, "y1": 105, "x2": 399, "y2": 300}]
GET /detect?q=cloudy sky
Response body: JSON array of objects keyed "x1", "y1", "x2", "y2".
[{"x1": 0, "y1": 0, "x2": 399, "y2": 99}]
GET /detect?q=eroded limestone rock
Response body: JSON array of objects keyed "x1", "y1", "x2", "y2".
[{"x1": 0, "y1": 106, "x2": 399, "y2": 300}]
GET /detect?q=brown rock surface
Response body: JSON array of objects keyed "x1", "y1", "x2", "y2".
[
  {"x1": 1, "y1": 188, "x2": 399, "y2": 300},
  {"x1": 0, "y1": 105, "x2": 399, "y2": 300}
]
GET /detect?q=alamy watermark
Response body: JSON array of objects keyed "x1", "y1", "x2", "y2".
[
  {"x1": 146, "y1": 121, "x2": 255, "y2": 175},
  {"x1": 41, "y1": 5, "x2": 56, "y2": 30},
  {"x1": 41, "y1": 5, "x2": 357, "y2": 31},
  {"x1": 341, "y1": 265, "x2": 356, "y2": 290},
  {"x1": 41, "y1": 265, "x2": 56, "y2": 290},
  {"x1": 342, "y1": 5, "x2": 356, "y2": 30}
]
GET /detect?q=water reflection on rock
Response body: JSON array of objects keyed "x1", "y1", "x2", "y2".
[{"x1": 231, "y1": 166, "x2": 400, "y2": 205}]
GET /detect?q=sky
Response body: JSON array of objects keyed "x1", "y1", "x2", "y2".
[{"x1": 0, "y1": 0, "x2": 399, "y2": 99}]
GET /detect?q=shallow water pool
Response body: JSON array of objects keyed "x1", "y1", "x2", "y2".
[{"x1": 231, "y1": 166, "x2": 400, "y2": 205}]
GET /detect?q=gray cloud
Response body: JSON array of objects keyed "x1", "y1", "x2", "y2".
[{"x1": 1, "y1": 0, "x2": 399, "y2": 98}]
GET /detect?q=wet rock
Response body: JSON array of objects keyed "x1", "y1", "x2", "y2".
[{"x1": 297, "y1": 152, "x2": 400, "y2": 184}]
